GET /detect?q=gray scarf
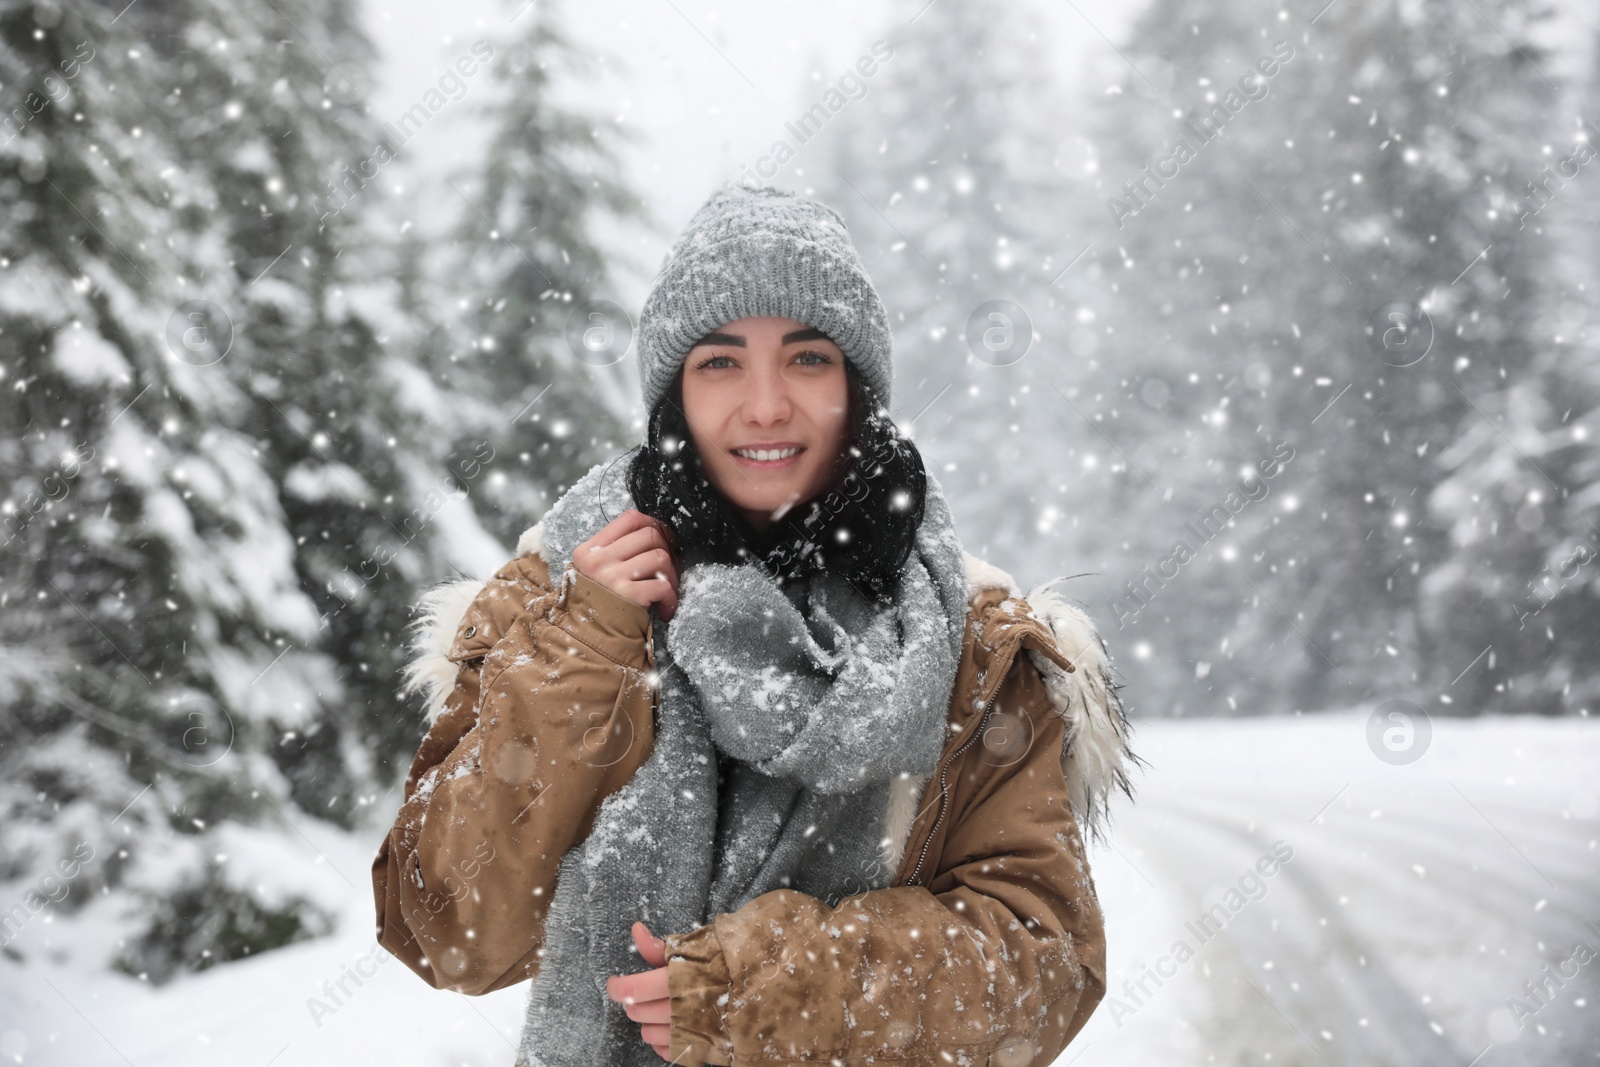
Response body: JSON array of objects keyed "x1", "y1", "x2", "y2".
[{"x1": 515, "y1": 455, "x2": 970, "y2": 1067}]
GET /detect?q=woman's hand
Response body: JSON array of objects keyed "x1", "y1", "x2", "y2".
[
  {"x1": 606, "y1": 920, "x2": 674, "y2": 1060},
  {"x1": 573, "y1": 509, "x2": 680, "y2": 622}
]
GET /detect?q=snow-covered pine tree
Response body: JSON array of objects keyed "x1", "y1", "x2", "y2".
[
  {"x1": 808, "y1": 0, "x2": 1091, "y2": 571},
  {"x1": 1422, "y1": 29, "x2": 1600, "y2": 716},
  {"x1": 0, "y1": 0, "x2": 340, "y2": 980},
  {"x1": 1053, "y1": 3, "x2": 1284, "y2": 715},
  {"x1": 430, "y1": 0, "x2": 647, "y2": 551},
  {"x1": 157, "y1": 0, "x2": 481, "y2": 810},
  {"x1": 1078, "y1": 0, "x2": 1564, "y2": 716}
]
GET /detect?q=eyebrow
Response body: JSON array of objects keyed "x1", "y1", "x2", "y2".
[{"x1": 690, "y1": 327, "x2": 829, "y2": 349}]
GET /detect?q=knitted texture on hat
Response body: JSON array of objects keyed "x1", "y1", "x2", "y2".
[{"x1": 636, "y1": 182, "x2": 893, "y2": 411}]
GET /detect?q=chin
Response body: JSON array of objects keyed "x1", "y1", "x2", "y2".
[
  {"x1": 729, "y1": 481, "x2": 808, "y2": 520},
  {"x1": 732, "y1": 493, "x2": 798, "y2": 520}
]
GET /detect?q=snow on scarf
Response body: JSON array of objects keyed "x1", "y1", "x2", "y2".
[{"x1": 515, "y1": 454, "x2": 970, "y2": 1067}]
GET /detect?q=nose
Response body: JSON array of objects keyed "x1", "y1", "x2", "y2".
[{"x1": 741, "y1": 358, "x2": 792, "y2": 426}]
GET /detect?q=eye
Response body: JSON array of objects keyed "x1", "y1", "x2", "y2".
[
  {"x1": 795, "y1": 349, "x2": 833, "y2": 366},
  {"x1": 694, "y1": 353, "x2": 736, "y2": 370}
]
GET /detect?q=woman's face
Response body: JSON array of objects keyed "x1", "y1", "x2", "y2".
[{"x1": 679, "y1": 316, "x2": 850, "y2": 530}]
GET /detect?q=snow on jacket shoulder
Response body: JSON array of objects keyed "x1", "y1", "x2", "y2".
[{"x1": 372, "y1": 521, "x2": 1140, "y2": 1066}]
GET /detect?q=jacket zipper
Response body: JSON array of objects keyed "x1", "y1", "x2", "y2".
[{"x1": 905, "y1": 685, "x2": 1001, "y2": 888}]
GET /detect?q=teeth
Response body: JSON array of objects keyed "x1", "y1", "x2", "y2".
[{"x1": 735, "y1": 447, "x2": 800, "y2": 461}]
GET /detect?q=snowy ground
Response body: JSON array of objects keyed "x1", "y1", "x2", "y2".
[
  {"x1": 2, "y1": 709, "x2": 1595, "y2": 1066},
  {"x1": 1077, "y1": 709, "x2": 1600, "y2": 1067}
]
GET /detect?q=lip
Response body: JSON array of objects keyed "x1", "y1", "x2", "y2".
[{"x1": 730, "y1": 443, "x2": 805, "y2": 469}]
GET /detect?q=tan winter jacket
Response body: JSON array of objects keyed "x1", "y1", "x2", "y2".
[{"x1": 372, "y1": 520, "x2": 1138, "y2": 1067}]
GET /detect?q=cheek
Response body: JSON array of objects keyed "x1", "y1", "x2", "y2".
[
  {"x1": 819, "y1": 387, "x2": 851, "y2": 450},
  {"x1": 680, "y1": 383, "x2": 729, "y2": 452},
  {"x1": 685, "y1": 421, "x2": 718, "y2": 459}
]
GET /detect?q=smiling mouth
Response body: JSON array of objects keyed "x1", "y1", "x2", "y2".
[{"x1": 732, "y1": 446, "x2": 803, "y2": 462}]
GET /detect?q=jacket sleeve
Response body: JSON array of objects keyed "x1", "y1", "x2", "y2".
[
  {"x1": 661, "y1": 651, "x2": 1108, "y2": 1067},
  {"x1": 372, "y1": 556, "x2": 658, "y2": 996}
]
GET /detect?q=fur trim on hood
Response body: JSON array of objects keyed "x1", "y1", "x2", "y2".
[{"x1": 955, "y1": 552, "x2": 1141, "y2": 844}]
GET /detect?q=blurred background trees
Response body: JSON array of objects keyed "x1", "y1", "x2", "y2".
[
  {"x1": 1, "y1": 0, "x2": 1594, "y2": 984},
  {"x1": 0, "y1": 0, "x2": 640, "y2": 980}
]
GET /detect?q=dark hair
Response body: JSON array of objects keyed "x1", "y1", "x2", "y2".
[{"x1": 625, "y1": 358, "x2": 927, "y2": 605}]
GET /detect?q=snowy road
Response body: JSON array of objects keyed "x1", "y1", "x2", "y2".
[
  {"x1": 1078, "y1": 710, "x2": 1599, "y2": 1067},
  {"x1": 2, "y1": 710, "x2": 1594, "y2": 1066}
]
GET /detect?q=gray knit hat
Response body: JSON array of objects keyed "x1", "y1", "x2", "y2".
[{"x1": 636, "y1": 182, "x2": 893, "y2": 412}]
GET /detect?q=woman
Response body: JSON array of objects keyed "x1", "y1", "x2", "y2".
[{"x1": 372, "y1": 184, "x2": 1139, "y2": 1067}]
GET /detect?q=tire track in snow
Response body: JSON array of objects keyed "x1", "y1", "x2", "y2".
[
  {"x1": 1133, "y1": 796, "x2": 1467, "y2": 1067},
  {"x1": 1110, "y1": 804, "x2": 1312, "y2": 1067},
  {"x1": 1189, "y1": 784, "x2": 1589, "y2": 887},
  {"x1": 1180, "y1": 789, "x2": 1597, "y2": 931}
]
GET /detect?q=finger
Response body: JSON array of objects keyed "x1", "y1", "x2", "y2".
[
  {"x1": 591, "y1": 550, "x2": 675, "y2": 594},
  {"x1": 653, "y1": 582, "x2": 679, "y2": 622},
  {"x1": 572, "y1": 536, "x2": 617, "y2": 578},
  {"x1": 633, "y1": 920, "x2": 669, "y2": 968},
  {"x1": 605, "y1": 526, "x2": 675, "y2": 566},
  {"x1": 607, "y1": 966, "x2": 668, "y2": 1005},
  {"x1": 582, "y1": 571, "x2": 674, "y2": 617},
  {"x1": 607, "y1": 972, "x2": 645, "y2": 1003},
  {"x1": 629, "y1": 963, "x2": 670, "y2": 1002},
  {"x1": 652, "y1": 1044, "x2": 671, "y2": 1062},
  {"x1": 646, "y1": 513, "x2": 680, "y2": 555},
  {"x1": 621, "y1": 996, "x2": 671, "y2": 1024},
  {"x1": 623, "y1": 510, "x2": 677, "y2": 554},
  {"x1": 648, "y1": 558, "x2": 679, "y2": 597},
  {"x1": 641, "y1": 1022, "x2": 671, "y2": 1047},
  {"x1": 611, "y1": 547, "x2": 677, "y2": 585},
  {"x1": 605, "y1": 548, "x2": 673, "y2": 591},
  {"x1": 588, "y1": 509, "x2": 658, "y2": 549},
  {"x1": 617, "y1": 576, "x2": 677, "y2": 620}
]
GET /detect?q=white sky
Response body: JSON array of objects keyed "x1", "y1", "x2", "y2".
[
  {"x1": 357, "y1": 0, "x2": 1600, "y2": 334},
  {"x1": 357, "y1": 0, "x2": 1137, "y2": 308}
]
